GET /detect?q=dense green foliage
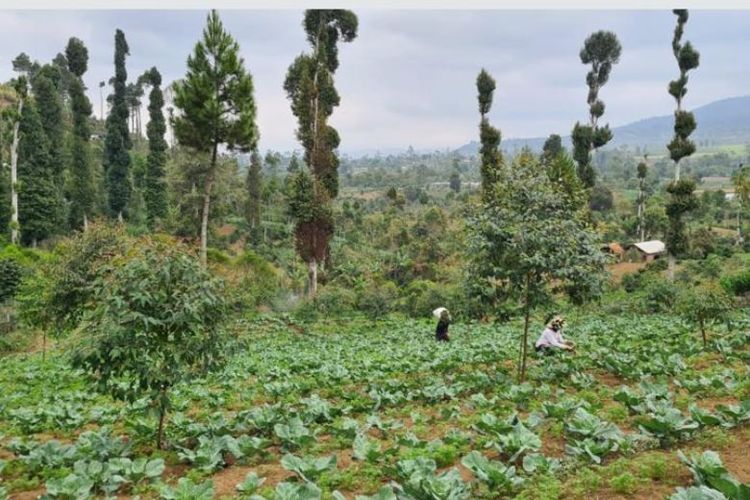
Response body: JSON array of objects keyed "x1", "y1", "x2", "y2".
[
  {"x1": 666, "y1": 10, "x2": 701, "y2": 278},
  {"x1": 476, "y1": 69, "x2": 501, "y2": 199},
  {"x1": 467, "y1": 150, "x2": 606, "y2": 379},
  {"x1": 30, "y1": 64, "x2": 65, "y2": 227},
  {"x1": 104, "y1": 30, "x2": 133, "y2": 219},
  {"x1": 284, "y1": 9, "x2": 358, "y2": 297},
  {"x1": 173, "y1": 10, "x2": 258, "y2": 266},
  {"x1": 65, "y1": 37, "x2": 95, "y2": 230},
  {"x1": 69, "y1": 246, "x2": 228, "y2": 448},
  {"x1": 17, "y1": 98, "x2": 56, "y2": 245},
  {"x1": 143, "y1": 67, "x2": 168, "y2": 227},
  {"x1": 572, "y1": 31, "x2": 621, "y2": 189}
]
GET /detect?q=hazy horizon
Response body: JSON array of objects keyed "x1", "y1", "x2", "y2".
[{"x1": 1, "y1": 9, "x2": 748, "y2": 155}]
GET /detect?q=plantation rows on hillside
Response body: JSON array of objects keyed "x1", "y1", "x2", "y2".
[{"x1": 1, "y1": 314, "x2": 748, "y2": 499}]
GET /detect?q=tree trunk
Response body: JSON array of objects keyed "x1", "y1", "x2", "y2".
[
  {"x1": 518, "y1": 273, "x2": 531, "y2": 382},
  {"x1": 308, "y1": 258, "x2": 318, "y2": 299},
  {"x1": 200, "y1": 143, "x2": 218, "y2": 268},
  {"x1": 83, "y1": 213, "x2": 89, "y2": 232},
  {"x1": 637, "y1": 180, "x2": 645, "y2": 241},
  {"x1": 667, "y1": 253, "x2": 676, "y2": 281},
  {"x1": 700, "y1": 319, "x2": 707, "y2": 348},
  {"x1": 737, "y1": 206, "x2": 742, "y2": 244},
  {"x1": 157, "y1": 391, "x2": 167, "y2": 450},
  {"x1": 10, "y1": 97, "x2": 23, "y2": 245}
]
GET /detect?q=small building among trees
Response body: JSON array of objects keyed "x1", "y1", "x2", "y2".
[
  {"x1": 601, "y1": 242, "x2": 625, "y2": 262},
  {"x1": 629, "y1": 240, "x2": 666, "y2": 262}
]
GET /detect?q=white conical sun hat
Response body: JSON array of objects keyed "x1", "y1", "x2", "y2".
[{"x1": 432, "y1": 307, "x2": 449, "y2": 319}]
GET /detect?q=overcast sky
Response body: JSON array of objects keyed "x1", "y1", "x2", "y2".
[{"x1": 0, "y1": 10, "x2": 748, "y2": 155}]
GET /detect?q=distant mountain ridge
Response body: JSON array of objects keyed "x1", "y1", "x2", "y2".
[{"x1": 456, "y1": 95, "x2": 750, "y2": 156}]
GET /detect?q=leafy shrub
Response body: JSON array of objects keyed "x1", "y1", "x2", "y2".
[
  {"x1": 68, "y1": 247, "x2": 229, "y2": 448},
  {"x1": 0, "y1": 258, "x2": 23, "y2": 303},
  {"x1": 223, "y1": 250, "x2": 283, "y2": 311},
  {"x1": 358, "y1": 280, "x2": 398, "y2": 319},
  {"x1": 720, "y1": 270, "x2": 750, "y2": 296},
  {"x1": 677, "y1": 282, "x2": 732, "y2": 347},
  {"x1": 620, "y1": 272, "x2": 642, "y2": 293},
  {"x1": 17, "y1": 222, "x2": 129, "y2": 333},
  {"x1": 401, "y1": 280, "x2": 449, "y2": 318},
  {"x1": 314, "y1": 286, "x2": 357, "y2": 315},
  {"x1": 642, "y1": 279, "x2": 678, "y2": 313}
]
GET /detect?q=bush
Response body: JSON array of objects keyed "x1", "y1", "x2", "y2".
[
  {"x1": 217, "y1": 250, "x2": 283, "y2": 313},
  {"x1": 358, "y1": 280, "x2": 398, "y2": 319},
  {"x1": 642, "y1": 279, "x2": 678, "y2": 313},
  {"x1": 620, "y1": 272, "x2": 642, "y2": 293},
  {"x1": 677, "y1": 282, "x2": 732, "y2": 347},
  {"x1": 17, "y1": 222, "x2": 130, "y2": 334},
  {"x1": 0, "y1": 258, "x2": 23, "y2": 303},
  {"x1": 720, "y1": 270, "x2": 750, "y2": 296},
  {"x1": 314, "y1": 286, "x2": 357, "y2": 315},
  {"x1": 401, "y1": 280, "x2": 449, "y2": 318},
  {"x1": 69, "y1": 247, "x2": 228, "y2": 448}
]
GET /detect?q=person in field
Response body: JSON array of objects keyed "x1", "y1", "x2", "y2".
[
  {"x1": 535, "y1": 314, "x2": 575, "y2": 354},
  {"x1": 433, "y1": 307, "x2": 451, "y2": 342}
]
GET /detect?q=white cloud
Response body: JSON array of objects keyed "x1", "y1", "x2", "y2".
[{"x1": 0, "y1": 9, "x2": 748, "y2": 153}]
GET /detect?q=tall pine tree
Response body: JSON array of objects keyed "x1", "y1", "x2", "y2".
[
  {"x1": 476, "y1": 69, "x2": 501, "y2": 200},
  {"x1": 104, "y1": 29, "x2": 132, "y2": 220},
  {"x1": 284, "y1": 9, "x2": 358, "y2": 297},
  {"x1": 173, "y1": 10, "x2": 258, "y2": 267},
  {"x1": 665, "y1": 9, "x2": 700, "y2": 280},
  {"x1": 572, "y1": 31, "x2": 621, "y2": 189},
  {"x1": 17, "y1": 100, "x2": 56, "y2": 246},
  {"x1": 143, "y1": 67, "x2": 167, "y2": 226},
  {"x1": 31, "y1": 65, "x2": 66, "y2": 230},
  {"x1": 66, "y1": 37, "x2": 95, "y2": 230}
]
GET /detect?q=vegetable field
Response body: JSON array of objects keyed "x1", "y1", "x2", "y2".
[{"x1": 1, "y1": 313, "x2": 749, "y2": 499}]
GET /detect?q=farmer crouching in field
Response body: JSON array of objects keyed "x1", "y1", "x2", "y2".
[
  {"x1": 535, "y1": 315, "x2": 575, "y2": 354},
  {"x1": 433, "y1": 307, "x2": 451, "y2": 342}
]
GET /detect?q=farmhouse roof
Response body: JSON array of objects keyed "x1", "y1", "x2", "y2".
[
  {"x1": 602, "y1": 242, "x2": 625, "y2": 254},
  {"x1": 632, "y1": 240, "x2": 666, "y2": 255}
]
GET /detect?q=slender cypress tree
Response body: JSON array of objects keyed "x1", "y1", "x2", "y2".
[
  {"x1": 143, "y1": 67, "x2": 167, "y2": 226},
  {"x1": 31, "y1": 65, "x2": 66, "y2": 229},
  {"x1": 17, "y1": 100, "x2": 56, "y2": 246},
  {"x1": 104, "y1": 29, "x2": 132, "y2": 220},
  {"x1": 541, "y1": 134, "x2": 563, "y2": 166},
  {"x1": 636, "y1": 156, "x2": 648, "y2": 241},
  {"x1": 476, "y1": 69, "x2": 501, "y2": 200},
  {"x1": 66, "y1": 37, "x2": 95, "y2": 230},
  {"x1": 173, "y1": 10, "x2": 258, "y2": 267},
  {"x1": 287, "y1": 154, "x2": 300, "y2": 175},
  {"x1": 245, "y1": 150, "x2": 263, "y2": 230},
  {"x1": 284, "y1": 9, "x2": 358, "y2": 297},
  {"x1": 572, "y1": 31, "x2": 621, "y2": 189},
  {"x1": 665, "y1": 9, "x2": 700, "y2": 280}
]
